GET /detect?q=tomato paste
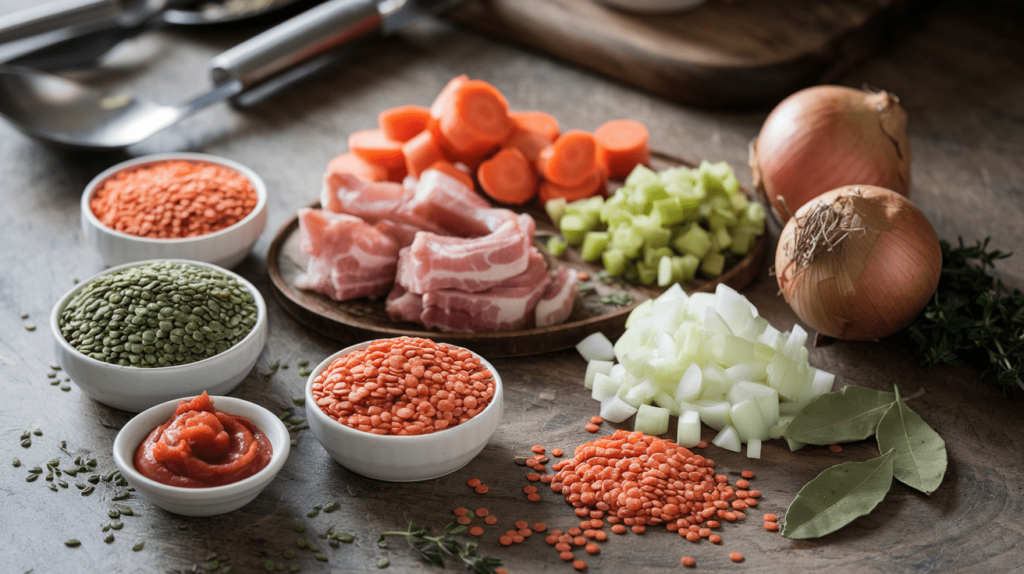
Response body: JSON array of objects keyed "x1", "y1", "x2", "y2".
[{"x1": 134, "y1": 392, "x2": 272, "y2": 487}]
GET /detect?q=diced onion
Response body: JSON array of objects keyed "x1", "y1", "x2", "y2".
[{"x1": 577, "y1": 332, "x2": 615, "y2": 362}]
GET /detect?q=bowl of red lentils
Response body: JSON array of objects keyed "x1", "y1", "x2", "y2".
[
  {"x1": 81, "y1": 152, "x2": 267, "y2": 269},
  {"x1": 305, "y1": 337, "x2": 503, "y2": 482}
]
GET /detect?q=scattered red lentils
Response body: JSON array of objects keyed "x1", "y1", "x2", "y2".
[
  {"x1": 556, "y1": 542, "x2": 572, "y2": 552},
  {"x1": 681, "y1": 556, "x2": 696, "y2": 567},
  {"x1": 454, "y1": 507, "x2": 468, "y2": 516},
  {"x1": 741, "y1": 470, "x2": 755, "y2": 479},
  {"x1": 532, "y1": 445, "x2": 546, "y2": 454},
  {"x1": 527, "y1": 473, "x2": 541, "y2": 482},
  {"x1": 572, "y1": 559, "x2": 587, "y2": 570},
  {"x1": 829, "y1": 444, "x2": 843, "y2": 453},
  {"x1": 709, "y1": 534, "x2": 722, "y2": 544},
  {"x1": 499, "y1": 535, "x2": 513, "y2": 546},
  {"x1": 484, "y1": 515, "x2": 498, "y2": 525},
  {"x1": 475, "y1": 485, "x2": 489, "y2": 494},
  {"x1": 589, "y1": 416, "x2": 604, "y2": 424},
  {"x1": 730, "y1": 552, "x2": 745, "y2": 562},
  {"x1": 696, "y1": 440, "x2": 708, "y2": 448},
  {"x1": 90, "y1": 160, "x2": 258, "y2": 239},
  {"x1": 524, "y1": 486, "x2": 538, "y2": 494},
  {"x1": 456, "y1": 516, "x2": 472, "y2": 525},
  {"x1": 311, "y1": 337, "x2": 495, "y2": 436},
  {"x1": 533, "y1": 523, "x2": 547, "y2": 532},
  {"x1": 594, "y1": 531, "x2": 608, "y2": 542},
  {"x1": 584, "y1": 423, "x2": 600, "y2": 433},
  {"x1": 475, "y1": 508, "x2": 489, "y2": 517},
  {"x1": 527, "y1": 493, "x2": 541, "y2": 502},
  {"x1": 765, "y1": 521, "x2": 780, "y2": 531},
  {"x1": 551, "y1": 448, "x2": 564, "y2": 457},
  {"x1": 469, "y1": 526, "x2": 484, "y2": 536},
  {"x1": 585, "y1": 543, "x2": 600, "y2": 555},
  {"x1": 736, "y1": 479, "x2": 750, "y2": 489},
  {"x1": 611, "y1": 525, "x2": 627, "y2": 534},
  {"x1": 559, "y1": 551, "x2": 574, "y2": 561}
]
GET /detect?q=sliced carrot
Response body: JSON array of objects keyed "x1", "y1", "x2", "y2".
[
  {"x1": 430, "y1": 75, "x2": 469, "y2": 119},
  {"x1": 402, "y1": 129, "x2": 447, "y2": 178},
  {"x1": 427, "y1": 160, "x2": 474, "y2": 190},
  {"x1": 537, "y1": 130, "x2": 598, "y2": 188},
  {"x1": 387, "y1": 162, "x2": 408, "y2": 183},
  {"x1": 477, "y1": 147, "x2": 537, "y2": 205},
  {"x1": 349, "y1": 129, "x2": 405, "y2": 169},
  {"x1": 511, "y1": 110, "x2": 560, "y2": 142},
  {"x1": 595, "y1": 119, "x2": 650, "y2": 179},
  {"x1": 326, "y1": 152, "x2": 388, "y2": 182},
  {"x1": 427, "y1": 120, "x2": 494, "y2": 170},
  {"x1": 378, "y1": 105, "x2": 431, "y2": 142},
  {"x1": 437, "y1": 79, "x2": 513, "y2": 157},
  {"x1": 538, "y1": 168, "x2": 606, "y2": 204},
  {"x1": 502, "y1": 127, "x2": 550, "y2": 164}
]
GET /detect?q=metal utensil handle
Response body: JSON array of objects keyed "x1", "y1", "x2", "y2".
[
  {"x1": 208, "y1": 0, "x2": 382, "y2": 90},
  {"x1": 0, "y1": 0, "x2": 116, "y2": 44}
]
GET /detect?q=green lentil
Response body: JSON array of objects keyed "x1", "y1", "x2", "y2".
[
  {"x1": 265, "y1": 560, "x2": 275, "y2": 571},
  {"x1": 58, "y1": 262, "x2": 258, "y2": 368},
  {"x1": 111, "y1": 522, "x2": 124, "y2": 530},
  {"x1": 48, "y1": 483, "x2": 58, "y2": 491},
  {"x1": 315, "y1": 554, "x2": 328, "y2": 562},
  {"x1": 33, "y1": 429, "x2": 42, "y2": 436},
  {"x1": 283, "y1": 550, "x2": 295, "y2": 559},
  {"x1": 293, "y1": 522, "x2": 304, "y2": 533},
  {"x1": 292, "y1": 397, "x2": 305, "y2": 407},
  {"x1": 132, "y1": 541, "x2": 145, "y2": 551},
  {"x1": 12, "y1": 458, "x2": 19, "y2": 467},
  {"x1": 377, "y1": 558, "x2": 389, "y2": 568},
  {"x1": 64, "y1": 539, "x2": 81, "y2": 547},
  {"x1": 105, "y1": 533, "x2": 115, "y2": 544},
  {"x1": 323, "y1": 501, "x2": 338, "y2": 513},
  {"x1": 290, "y1": 566, "x2": 300, "y2": 572}
]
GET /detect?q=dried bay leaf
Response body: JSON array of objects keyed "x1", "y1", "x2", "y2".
[
  {"x1": 783, "y1": 386, "x2": 896, "y2": 444},
  {"x1": 876, "y1": 386, "x2": 947, "y2": 494},
  {"x1": 781, "y1": 449, "x2": 895, "y2": 540}
]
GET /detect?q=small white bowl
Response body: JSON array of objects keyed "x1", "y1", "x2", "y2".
[
  {"x1": 81, "y1": 152, "x2": 268, "y2": 269},
  {"x1": 51, "y1": 259, "x2": 268, "y2": 412},
  {"x1": 112, "y1": 395, "x2": 289, "y2": 517},
  {"x1": 305, "y1": 341, "x2": 503, "y2": 482}
]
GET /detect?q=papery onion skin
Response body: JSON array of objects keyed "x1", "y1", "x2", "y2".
[
  {"x1": 751, "y1": 86, "x2": 911, "y2": 223},
  {"x1": 775, "y1": 185, "x2": 940, "y2": 341}
]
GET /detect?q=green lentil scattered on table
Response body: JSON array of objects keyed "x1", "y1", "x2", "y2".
[{"x1": 58, "y1": 262, "x2": 257, "y2": 367}]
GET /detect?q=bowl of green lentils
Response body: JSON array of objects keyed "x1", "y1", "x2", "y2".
[{"x1": 50, "y1": 259, "x2": 268, "y2": 412}]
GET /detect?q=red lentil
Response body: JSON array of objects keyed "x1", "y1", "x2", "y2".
[
  {"x1": 532, "y1": 445, "x2": 546, "y2": 454},
  {"x1": 594, "y1": 530, "x2": 608, "y2": 541},
  {"x1": 829, "y1": 444, "x2": 843, "y2": 453},
  {"x1": 709, "y1": 534, "x2": 722, "y2": 544},
  {"x1": 456, "y1": 516, "x2": 472, "y2": 525},
  {"x1": 556, "y1": 543, "x2": 572, "y2": 552},
  {"x1": 499, "y1": 535, "x2": 513, "y2": 546},
  {"x1": 696, "y1": 440, "x2": 708, "y2": 448},
  {"x1": 765, "y1": 521, "x2": 780, "y2": 531},
  {"x1": 311, "y1": 337, "x2": 495, "y2": 436},
  {"x1": 552, "y1": 448, "x2": 564, "y2": 457},
  {"x1": 485, "y1": 515, "x2": 498, "y2": 525},
  {"x1": 572, "y1": 559, "x2": 587, "y2": 570},
  {"x1": 476, "y1": 508, "x2": 489, "y2": 517},
  {"x1": 584, "y1": 423, "x2": 600, "y2": 433},
  {"x1": 611, "y1": 524, "x2": 627, "y2": 534},
  {"x1": 546, "y1": 535, "x2": 559, "y2": 545},
  {"x1": 90, "y1": 160, "x2": 257, "y2": 239},
  {"x1": 518, "y1": 528, "x2": 532, "y2": 538},
  {"x1": 469, "y1": 526, "x2": 484, "y2": 536},
  {"x1": 730, "y1": 552, "x2": 744, "y2": 562},
  {"x1": 585, "y1": 543, "x2": 600, "y2": 555},
  {"x1": 475, "y1": 485, "x2": 489, "y2": 494},
  {"x1": 573, "y1": 536, "x2": 587, "y2": 547},
  {"x1": 527, "y1": 473, "x2": 541, "y2": 482},
  {"x1": 590, "y1": 416, "x2": 604, "y2": 424},
  {"x1": 741, "y1": 470, "x2": 755, "y2": 479},
  {"x1": 524, "y1": 486, "x2": 538, "y2": 494},
  {"x1": 681, "y1": 556, "x2": 696, "y2": 567},
  {"x1": 454, "y1": 507, "x2": 468, "y2": 516},
  {"x1": 527, "y1": 493, "x2": 541, "y2": 502},
  {"x1": 560, "y1": 551, "x2": 574, "y2": 561},
  {"x1": 764, "y1": 513, "x2": 778, "y2": 522},
  {"x1": 533, "y1": 523, "x2": 547, "y2": 532}
]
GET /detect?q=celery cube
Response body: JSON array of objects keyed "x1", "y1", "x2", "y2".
[
  {"x1": 730, "y1": 228, "x2": 754, "y2": 255},
  {"x1": 560, "y1": 214, "x2": 588, "y2": 246},
  {"x1": 545, "y1": 198, "x2": 567, "y2": 226},
  {"x1": 612, "y1": 226, "x2": 644, "y2": 258},
  {"x1": 675, "y1": 254, "x2": 700, "y2": 282},
  {"x1": 602, "y1": 248, "x2": 627, "y2": 277},
  {"x1": 581, "y1": 232, "x2": 610, "y2": 262},
  {"x1": 643, "y1": 245, "x2": 675, "y2": 267},
  {"x1": 652, "y1": 197, "x2": 685, "y2": 226},
  {"x1": 546, "y1": 235, "x2": 567, "y2": 257},
  {"x1": 636, "y1": 261, "x2": 658, "y2": 286},
  {"x1": 701, "y1": 251, "x2": 725, "y2": 278},
  {"x1": 625, "y1": 164, "x2": 659, "y2": 188},
  {"x1": 657, "y1": 255, "x2": 675, "y2": 287},
  {"x1": 712, "y1": 225, "x2": 732, "y2": 251},
  {"x1": 672, "y1": 224, "x2": 712, "y2": 259}
]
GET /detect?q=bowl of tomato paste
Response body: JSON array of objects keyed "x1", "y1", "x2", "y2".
[{"x1": 112, "y1": 393, "x2": 289, "y2": 516}]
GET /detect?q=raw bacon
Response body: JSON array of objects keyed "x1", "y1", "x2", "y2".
[
  {"x1": 320, "y1": 172, "x2": 445, "y2": 234},
  {"x1": 535, "y1": 267, "x2": 580, "y2": 327},
  {"x1": 420, "y1": 249, "x2": 552, "y2": 332},
  {"x1": 294, "y1": 208, "x2": 399, "y2": 301},
  {"x1": 384, "y1": 281, "x2": 424, "y2": 324},
  {"x1": 395, "y1": 213, "x2": 536, "y2": 294},
  {"x1": 402, "y1": 169, "x2": 517, "y2": 237}
]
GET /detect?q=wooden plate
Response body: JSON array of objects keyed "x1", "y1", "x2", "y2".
[{"x1": 266, "y1": 152, "x2": 765, "y2": 357}]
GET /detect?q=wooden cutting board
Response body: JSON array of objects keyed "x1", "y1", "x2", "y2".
[{"x1": 448, "y1": 0, "x2": 915, "y2": 107}]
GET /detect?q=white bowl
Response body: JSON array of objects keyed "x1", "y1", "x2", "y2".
[
  {"x1": 81, "y1": 152, "x2": 268, "y2": 269},
  {"x1": 305, "y1": 341, "x2": 503, "y2": 482},
  {"x1": 594, "y1": 0, "x2": 705, "y2": 14},
  {"x1": 112, "y1": 395, "x2": 289, "y2": 517},
  {"x1": 51, "y1": 259, "x2": 268, "y2": 412}
]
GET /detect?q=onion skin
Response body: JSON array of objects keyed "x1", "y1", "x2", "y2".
[
  {"x1": 775, "y1": 185, "x2": 940, "y2": 341},
  {"x1": 751, "y1": 86, "x2": 911, "y2": 223}
]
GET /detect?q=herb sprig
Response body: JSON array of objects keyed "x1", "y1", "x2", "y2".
[
  {"x1": 896, "y1": 238, "x2": 1024, "y2": 396},
  {"x1": 378, "y1": 520, "x2": 502, "y2": 574}
]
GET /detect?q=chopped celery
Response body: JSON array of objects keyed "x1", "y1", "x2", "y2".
[
  {"x1": 701, "y1": 251, "x2": 725, "y2": 278},
  {"x1": 634, "y1": 219, "x2": 671, "y2": 249},
  {"x1": 712, "y1": 225, "x2": 732, "y2": 251},
  {"x1": 559, "y1": 213, "x2": 589, "y2": 246},
  {"x1": 612, "y1": 227, "x2": 644, "y2": 259},
  {"x1": 643, "y1": 246, "x2": 675, "y2": 267},
  {"x1": 652, "y1": 197, "x2": 685, "y2": 226},
  {"x1": 730, "y1": 227, "x2": 754, "y2": 256},
  {"x1": 676, "y1": 254, "x2": 700, "y2": 282},
  {"x1": 545, "y1": 197, "x2": 567, "y2": 226},
  {"x1": 625, "y1": 164, "x2": 659, "y2": 188},
  {"x1": 672, "y1": 224, "x2": 712, "y2": 259},
  {"x1": 546, "y1": 235, "x2": 568, "y2": 257},
  {"x1": 636, "y1": 261, "x2": 658, "y2": 286},
  {"x1": 657, "y1": 256, "x2": 675, "y2": 287},
  {"x1": 581, "y1": 232, "x2": 610, "y2": 262},
  {"x1": 603, "y1": 249, "x2": 627, "y2": 277}
]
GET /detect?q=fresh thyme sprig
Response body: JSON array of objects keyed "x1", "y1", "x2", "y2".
[
  {"x1": 378, "y1": 520, "x2": 502, "y2": 574},
  {"x1": 896, "y1": 237, "x2": 1024, "y2": 396}
]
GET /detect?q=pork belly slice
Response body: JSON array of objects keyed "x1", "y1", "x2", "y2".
[
  {"x1": 535, "y1": 266, "x2": 580, "y2": 327},
  {"x1": 384, "y1": 281, "x2": 423, "y2": 324},
  {"x1": 294, "y1": 208, "x2": 399, "y2": 302},
  {"x1": 420, "y1": 249, "x2": 552, "y2": 332},
  {"x1": 401, "y1": 169, "x2": 517, "y2": 237},
  {"x1": 396, "y1": 213, "x2": 536, "y2": 294},
  {"x1": 320, "y1": 172, "x2": 445, "y2": 234}
]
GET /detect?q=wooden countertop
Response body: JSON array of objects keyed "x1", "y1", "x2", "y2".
[{"x1": 1, "y1": 1, "x2": 1022, "y2": 572}]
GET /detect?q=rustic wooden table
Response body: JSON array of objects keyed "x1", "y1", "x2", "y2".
[{"x1": 2, "y1": 1, "x2": 1022, "y2": 572}]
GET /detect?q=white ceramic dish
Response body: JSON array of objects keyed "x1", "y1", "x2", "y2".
[
  {"x1": 112, "y1": 395, "x2": 289, "y2": 517},
  {"x1": 305, "y1": 341, "x2": 503, "y2": 482},
  {"x1": 593, "y1": 0, "x2": 705, "y2": 14},
  {"x1": 50, "y1": 259, "x2": 268, "y2": 412},
  {"x1": 81, "y1": 152, "x2": 268, "y2": 269}
]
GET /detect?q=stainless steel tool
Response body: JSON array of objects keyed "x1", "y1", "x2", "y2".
[{"x1": 0, "y1": 0, "x2": 465, "y2": 149}]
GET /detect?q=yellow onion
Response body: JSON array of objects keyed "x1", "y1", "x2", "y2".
[
  {"x1": 775, "y1": 185, "x2": 940, "y2": 341},
  {"x1": 751, "y1": 85, "x2": 911, "y2": 223}
]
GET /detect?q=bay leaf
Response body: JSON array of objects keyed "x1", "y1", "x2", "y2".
[
  {"x1": 781, "y1": 449, "x2": 895, "y2": 540},
  {"x1": 783, "y1": 386, "x2": 896, "y2": 444},
  {"x1": 876, "y1": 386, "x2": 947, "y2": 494}
]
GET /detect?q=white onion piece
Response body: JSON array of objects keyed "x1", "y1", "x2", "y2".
[
  {"x1": 746, "y1": 438, "x2": 762, "y2": 459},
  {"x1": 577, "y1": 332, "x2": 615, "y2": 362},
  {"x1": 591, "y1": 373, "x2": 621, "y2": 401},
  {"x1": 730, "y1": 398, "x2": 768, "y2": 443},
  {"x1": 694, "y1": 400, "x2": 731, "y2": 431},
  {"x1": 711, "y1": 425, "x2": 742, "y2": 452},
  {"x1": 585, "y1": 360, "x2": 615, "y2": 389},
  {"x1": 634, "y1": 404, "x2": 670, "y2": 435},
  {"x1": 674, "y1": 363, "x2": 703, "y2": 404},
  {"x1": 677, "y1": 410, "x2": 701, "y2": 448},
  {"x1": 600, "y1": 395, "x2": 638, "y2": 423},
  {"x1": 652, "y1": 391, "x2": 679, "y2": 416}
]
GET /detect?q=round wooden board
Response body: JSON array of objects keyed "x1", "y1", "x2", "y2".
[{"x1": 266, "y1": 152, "x2": 766, "y2": 357}]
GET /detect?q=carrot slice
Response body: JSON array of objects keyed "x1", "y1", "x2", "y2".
[
  {"x1": 437, "y1": 79, "x2": 513, "y2": 157},
  {"x1": 477, "y1": 148, "x2": 537, "y2": 205},
  {"x1": 430, "y1": 75, "x2": 469, "y2": 119},
  {"x1": 511, "y1": 110, "x2": 560, "y2": 142},
  {"x1": 538, "y1": 168, "x2": 606, "y2": 203},
  {"x1": 349, "y1": 129, "x2": 405, "y2": 169},
  {"x1": 427, "y1": 160, "x2": 474, "y2": 190},
  {"x1": 379, "y1": 105, "x2": 431, "y2": 142},
  {"x1": 537, "y1": 130, "x2": 598, "y2": 188},
  {"x1": 595, "y1": 119, "x2": 650, "y2": 179},
  {"x1": 427, "y1": 120, "x2": 494, "y2": 169},
  {"x1": 502, "y1": 127, "x2": 550, "y2": 164},
  {"x1": 402, "y1": 129, "x2": 447, "y2": 178},
  {"x1": 387, "y1": 162, "x2": 408, "y2": 183},
  {"x1": 327, "y1": 152, "x2": 388, "y2": 182}
]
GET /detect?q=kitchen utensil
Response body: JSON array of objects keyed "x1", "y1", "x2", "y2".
[{"x1": 0, "y1": 0, "x2": 465, "y2": 149}]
